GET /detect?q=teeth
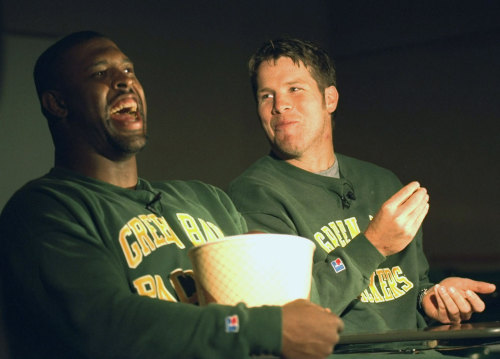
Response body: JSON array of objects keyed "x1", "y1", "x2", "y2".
[{"x1": 111, "y1": 102, "x2": 138, "y2": 114}]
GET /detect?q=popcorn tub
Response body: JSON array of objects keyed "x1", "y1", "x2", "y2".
[{"x1": 188, "y1": 233, "x2": 315, "y2": 307}]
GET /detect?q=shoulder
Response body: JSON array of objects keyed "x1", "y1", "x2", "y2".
[
  {"x1": 228, "y1": 155, "x2": 304, "y2": 192},
  {"x1": 0, "y1": 172, "x2": 89, "y2": 244},
  {"x1": 152, "y1": 179, "x2": 225, "y2": 199},
  {"x1": 230, "y1": 156, "x2": 278, "y2": 182},
  {"x1": 228, "y1": 156, "x2": 283, "y2": 200},
  {"x1": 338, "y1": 153, "x2": 400, "y2": 180},
  {"x1": 1, "y1": 171, "x2": 70, "y2": 214},
  {"x1": 337, "y1": 153, "x2": 402, "y2": 191},
  {"x1": 151, "y1": 179, "x2": 238, "y2": 212}
]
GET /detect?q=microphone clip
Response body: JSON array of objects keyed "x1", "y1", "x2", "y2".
[
  {"x1": 146, "y1": 192, "x2": 162, "y2": 215},
  {"x1": 341, "y1": 191, "x2": 356, "y2": 209}
]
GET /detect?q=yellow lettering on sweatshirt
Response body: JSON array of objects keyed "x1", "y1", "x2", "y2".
[
  {"x1": 376, "y1": 269, "x2": 394, "y2": 301},
  {"x1": 321, "y1": 225, "x2": 340, "y2": 248},
  {"x1": 133, "y1": 274, "x2": 177, "y2": 301},
  {"x1": 323, "y1": 226, "x2": 339, "y2": 248},
  {"x1": 313, "y1": 217, "x2": 359, "y2": 253},
  {"x1": 359, "y1": 266, "x2": 414, "y2": 303},
  {"x1": 207, "y1": 221, "x2": 224, "y2": 238},
  {"x1": 344, "y1": 217, "x2": 361, "y2": 239},
  {"x1": 393, "y1": 266, "x2": 414, "y2": 292},
  {"x1": 155, "y1": 275, "x2": 177, "y2": 301},
  {"x1": 335, "y1": 220, "x2": 351, "y2": 247},
  {"x1": 177, "y1": 213, "x2": 205, "y2": 245},
  {"x1": 120, "y1": 215, "x2": 185, "y2": 269},
  {"x1": 328, "y1": 221, "x2": 345, "y2": 247},
  {"x1": 139, "y1": 214, "x2": 184, "y2": 249},
  {"x1": 199, "y1": 219, "x2": 220, "y2": 242},
  {"x1": 119, "y1": 225, "x2": 141, "y2": 268},
  {"x1": 368, "y1": 272, "x2": 385, "y2": 303},
  {"x1": 133, "y1": 275, "x2": 155, "y2": 297},
  {"x1": 360, "y1": 288, "x2": 375, "y2": 303},
  {"x1": 177, "y1": 213, "x2": 224, "y2": 246},
  {"x1": 129, "y1": 217, "x2": 155, "y2": 256},
  {"x1": 314, "y1": 232, "x2": 334, "y2": 253},
  {"x1": 385, "y1": 268, "x2": 406, "y2": 299}
]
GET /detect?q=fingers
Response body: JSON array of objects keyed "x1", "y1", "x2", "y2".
[
  {"x1": 433, "y1": 285, "x2": 459, "y2": 323},
  {"x1": 465, "y1": 290, "x2": 486, "y2": 313},
  {"x1": 282, "y1": 300, "x2": 343, "y2": 359},
  {"x1": 334, "y1": 314, "x2": 344, "y2": 333},
  {"x1": 468, "y1": 280, "x2": 496, "y2": 294},
  {"x1": 387, "y1": 182, "x2": 429, "y2": 222},
  {"x1": 402, "y1": 187, "x2": 429, "y2": 214},
  {"x1": 408, "y1": 195, "x2": 430, "y2": 230},
  {"x1": 439, "y1": 277, "x2": 496, "y2": 294},
  {"x1": 389, "y1": 181, "x2": 421, "y2": 206},
  {"x1": 434, "y1": 284, "x2": 488, "y2": 323},
  {"x1": 365, "y1": 181, "x2": 430, "y2": 256},
  {"x1": 395, "y1": 184, "x2": 429, "y2": 235}
]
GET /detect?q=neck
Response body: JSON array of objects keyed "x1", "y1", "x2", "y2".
[
  {"x1": 277, "y1": 145, "x2": 336, "y2": 173},
  {"x1": 55, "y1": 150, "x2": 139, "y2": 189},
  {"x1": 286, "y1": 153, "x2": 335, "y2": 173}
]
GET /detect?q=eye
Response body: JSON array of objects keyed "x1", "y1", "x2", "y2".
[
  {"x1": 92, "y1": 70, "x2": 106, "y2": 78},
  {"x1": 260, "y1": 93, "x2": 273, "y2": 100},
  {"x1": 290, "y1": 87, "x2": 302, "y2": 92},
  {"x1": 124, "y1": 67, "x2": 134, "y2": 74}
]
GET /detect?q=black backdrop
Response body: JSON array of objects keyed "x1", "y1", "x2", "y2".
[{"x1": 1, "y1": 0, "x2": 499, "y2": 273}]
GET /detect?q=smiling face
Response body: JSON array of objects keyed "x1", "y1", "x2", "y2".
[
  {"x1": 53, "y1": 37, "x2": 147, "y2": 160},
  {"x1": 255, "y1": 56, "x2": 338, "y2": 170}
]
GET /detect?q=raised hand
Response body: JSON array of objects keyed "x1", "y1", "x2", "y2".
[
  {"x1": 365, "y1": 181, "x2": 429, "y2": 256},
  {"x1": 281, "y1": 299, "x2": 343, "y2": 359}
]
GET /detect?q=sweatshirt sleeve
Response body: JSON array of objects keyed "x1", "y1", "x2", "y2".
[
  {"x1": 211, "y1": 183, "x2": 249, "y2": 234},
  {"x1": 0, "y1": 190, "x2": 281, "y2": 359},
  {"x1": 312, "y1": 233, "x2": 386, "y2": 314}
]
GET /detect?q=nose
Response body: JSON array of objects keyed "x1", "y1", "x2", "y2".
[
  {"x1": 112, "y1": 70, "x2": 133, "y2": 90},
  {"x1": 271, "y1": 94, "x2": 292, "y2": 114}
]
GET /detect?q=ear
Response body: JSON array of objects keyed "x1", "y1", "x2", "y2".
[
  {"x1": 324, "y1": 86, "x2": 339, "y2": 114},
  {"x1": 41, "y1": 91, "x2": 68, "y2": 119}
]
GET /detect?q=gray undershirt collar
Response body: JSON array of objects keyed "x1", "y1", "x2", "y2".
[{"x1": 315, "y1": 156, "x2": 339, "y2": 178}]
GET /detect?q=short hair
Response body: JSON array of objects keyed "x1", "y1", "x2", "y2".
[
  {"x1": 249, "y1": 38, "x2": 336, "y2": 98},
  {"x1": 33, "y1": 31, "x2": 108, "y2": 99}
]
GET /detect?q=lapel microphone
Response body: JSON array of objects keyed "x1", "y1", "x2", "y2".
[
  {"x1": 341, "y1": 190, "x2": 356, "y2": 209},
  {"x1": 146, "y1": 192, "x2": 162, "y2": 215}
]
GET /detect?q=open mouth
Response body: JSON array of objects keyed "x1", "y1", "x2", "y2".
[{"x1": 110, "y1": 99, "x2": 139, "y2": 121}]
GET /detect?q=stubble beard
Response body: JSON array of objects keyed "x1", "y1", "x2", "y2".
[
  {"x1": 270, "y1": 135, "x2": 303, "y2": 161},
  {"x1": 107, "y1": 129, "x2": 147, "y2": 157}
]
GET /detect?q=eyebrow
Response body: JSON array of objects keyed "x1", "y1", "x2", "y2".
[
  {"x1": 257, "y1": 80, "x2": 306, "y2": 93},
  {"x1": 85, "y1": 57, "x2": 133, "y2": 71}
]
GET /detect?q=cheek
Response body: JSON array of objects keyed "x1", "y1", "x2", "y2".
[
  {"x1": 257, "y1": 105, "x2": 270, "y2": 124},
  {"x1": 138, "y1": 88, "x2": 147, "y2": 114}
]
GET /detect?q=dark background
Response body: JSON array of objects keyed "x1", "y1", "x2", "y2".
[{"x1": 1, "y1": 0, "x2": 499, "y2": 274}]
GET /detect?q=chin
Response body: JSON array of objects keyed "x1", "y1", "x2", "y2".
[
  {"x1": 112, "y1": 135, "x2": 147, "y2": 155},
  {"x1": 271, "y1": 146, "x2": 301, "y2": 161}
]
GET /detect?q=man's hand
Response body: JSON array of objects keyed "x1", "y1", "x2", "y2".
[
  {"x1": 365, "y1": 181, "x2": 429, "y2": 256},
  {"x1": 281, "y1": 299, "x2": 343, "y2": 359},
  {"x1": 422, "y1": 277, "x2": 496, "y2": 324}
]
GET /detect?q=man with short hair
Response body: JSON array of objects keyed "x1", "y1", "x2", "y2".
[
  {"x1": 0, "y1": 32, "x2": 343, "y2": 359},
  {"x1": 228, "y1": 38, "x2": 495, "y2": 339}
]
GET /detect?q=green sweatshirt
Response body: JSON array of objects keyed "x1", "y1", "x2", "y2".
[
  {"x1": 228, "y1": 154, "x2": 433, "y2": 335},
  {"x1": 0, "y1": 168, "x2": 281, "y2": 359}
]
